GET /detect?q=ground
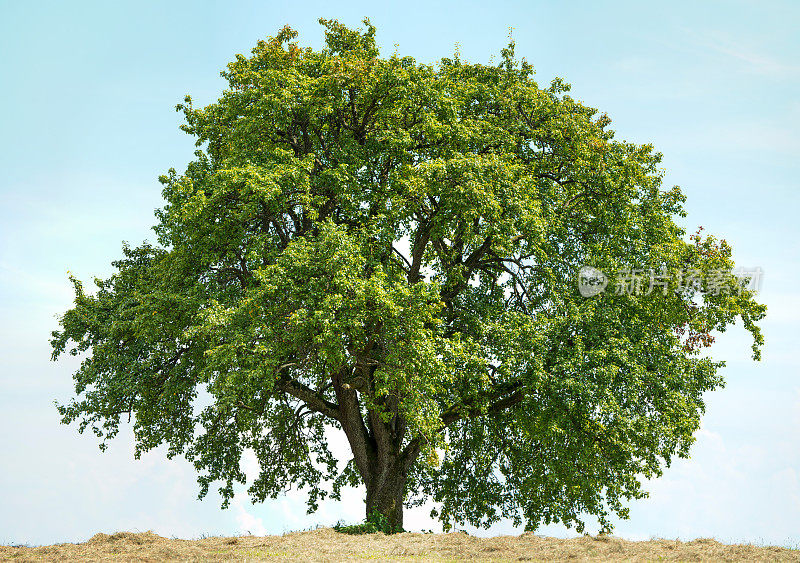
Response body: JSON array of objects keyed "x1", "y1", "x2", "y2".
[{"x1": 2, "y1": 528, "x2": 798, "y2": 561}]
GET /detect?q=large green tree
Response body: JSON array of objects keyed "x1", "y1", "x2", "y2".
[{"x1": 52, "y1": 19, "x2": 765, "y2": 532}]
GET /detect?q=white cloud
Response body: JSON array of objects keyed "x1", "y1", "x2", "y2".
[{"x1": 231, "y1": 495, "x2": 268, "y2": 537}]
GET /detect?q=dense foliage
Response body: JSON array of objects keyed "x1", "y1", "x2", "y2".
[{"x1": 52, "y1": 19, "x2": 765, "y2": 531}]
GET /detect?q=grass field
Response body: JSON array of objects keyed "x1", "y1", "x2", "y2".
[{"x1": 2, "y1": 528, "x2": 798, "y2": 561}]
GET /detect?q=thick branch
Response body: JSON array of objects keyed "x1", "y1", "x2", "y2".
[
  {"x1": 397, "y1": 379, "x2": 525, "y2": 474},
  {"x1": 275, "y1": 376, "x2": 341, "y2": 420},
  {"x1": 440, "y1": 379, "x2": 524, "y2": 428},
  {"x1": 440, "y1": 234, "x2": 494, "y2": 301},
  {"x1": 408, "y1": 221, "x2": 432, "y2": 283},
  {"x1": 332, "y1": 368, "x2": 376, "y2": 485}
]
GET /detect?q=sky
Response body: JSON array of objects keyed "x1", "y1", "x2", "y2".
[{"x1": 1, "y1": 0, "x2": 799, "y2": 548}]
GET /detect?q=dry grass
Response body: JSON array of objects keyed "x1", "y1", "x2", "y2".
[{"x1": 2, "y1": 528, "x2": 798, "y2": 562}]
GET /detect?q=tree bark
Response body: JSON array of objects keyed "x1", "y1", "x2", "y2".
[
  {"x1": 364, "y1": 455, "x2": 408, "y2": 530},
  {"x1": 330, "y1": 366, "x2": 423, "y2": 531}
]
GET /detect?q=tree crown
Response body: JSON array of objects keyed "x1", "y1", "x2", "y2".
[{"x1": 52, "y1": 18, "x2": 765, "y2": 532}]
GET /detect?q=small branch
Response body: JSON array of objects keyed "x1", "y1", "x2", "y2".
[{"x1": 391, "y1": 246, "x2": 412, "y2": 272}]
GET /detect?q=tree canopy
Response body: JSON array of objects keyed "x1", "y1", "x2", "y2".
[{"x1": 51, "y1": 18, "x2": 765, "y2": 532}]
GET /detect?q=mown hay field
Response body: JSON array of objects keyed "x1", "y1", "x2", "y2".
[{"x1": 2, "y1": 528, "x2": 798, "y2": 561}]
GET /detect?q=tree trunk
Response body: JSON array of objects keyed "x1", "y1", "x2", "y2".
[
  {"x1": 365, "y1": 459, "x2": 407, "y2": 531},
  {"x1": 331, "y1": 367, "x2": 419, "y2": 532}
]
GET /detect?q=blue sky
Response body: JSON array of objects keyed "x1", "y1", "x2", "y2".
[{"x1": 1, "y1": 0, "x2": 799, "y2": 547}]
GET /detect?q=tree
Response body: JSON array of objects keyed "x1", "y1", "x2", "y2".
[{"x1": 51, "y1": 19, "x2": 765, "y2": 533}]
